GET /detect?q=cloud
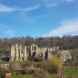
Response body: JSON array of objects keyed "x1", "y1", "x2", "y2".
[
  {"x1": 0, "y1": 0, "x2": 75, "y2": 13},
  {"x1": 0, "y1": 4, "x2": 40, "y2": 13},
  {"x1": 64, "y1": 0, "x2": 74, "y2": 3},
  {"x1": 17, "y1": 5, "x2": 40, "y2": 12},
  {"x1": 45, "y1": 3, "x2": 58, "y2": 8},
  {"x1": 0, "y1": 4, "x2": 15, "y2": 12},
  {"x1": 41, "y1": 0, "x2": 58, "y2": 8},
  {"x1": 41, "y1": 0, "x2": 75, "y2": 8},
  {"x1": 43, "y1": 20, "x2": 78, "y2": 37}
]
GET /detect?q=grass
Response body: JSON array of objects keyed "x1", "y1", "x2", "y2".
[
  {"x1": 12, "y1": 67, "x2": 78, "y2": 78},
  {"x1": 0, "y1": 60, "x2": 9, "y2": 64},
  {"x1": 12, "y1": 73, "x2": 32, "y2": 78},
  {"x1": 12, "y1": 73, "x2": 57, "y2": 78},
  {"x1": 64, "y1": 66, "x2": 78, "y2": 78},
  {"x1": 0, "y1": 66, "x2": 77, "y2": 78}
]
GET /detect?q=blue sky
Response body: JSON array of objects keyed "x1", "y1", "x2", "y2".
[{"x1": 0, "y1": 0, "x2": 78, "y2": 38}]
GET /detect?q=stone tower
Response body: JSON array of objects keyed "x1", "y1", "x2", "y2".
[{"x1": 11, "y1": 44, "x2": 28, "y2": 62}]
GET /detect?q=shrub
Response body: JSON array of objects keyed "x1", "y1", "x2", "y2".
[
  {"x1": 46, "y1": 55, "x2": 63, "y2": 73},
  {"x1": 32, "y1": 69, "x2": 48, "y2": 78}
]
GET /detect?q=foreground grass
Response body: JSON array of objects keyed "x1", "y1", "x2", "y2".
[
  {"x1": 12, "y1": 74, "x2": 57, "y2": 78},
  {"x1": 64, "y1": 66, "x2": 78, "y2": 78},
  {"x1": 12, "y1": 66, "x2": 78, "y2": 78},
  {"x1": 12, "y1": 73, "x2": 32, "y2": 78}
]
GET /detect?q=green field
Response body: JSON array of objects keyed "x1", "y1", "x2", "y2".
[
  {"x1": 64, "y1": 66, "x2": 78, "y2": 78},
  {"x1": 12, "y1": 74, "x2": 57, "y2": 78},
  {"x1": 12, "y1": 67, "x2": 78, "y2": 78},
  {"x1": 12, "y1": 74, "x2": 32, "y2": 78}
]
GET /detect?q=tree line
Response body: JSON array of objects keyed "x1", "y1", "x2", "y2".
[{"x1": 0, "y1": 36, "x2": 78, "y2": 52}]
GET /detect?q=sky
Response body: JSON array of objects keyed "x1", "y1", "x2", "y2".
[{"x1": 0, "y1": 0, "x2": 78, "y2": 38}]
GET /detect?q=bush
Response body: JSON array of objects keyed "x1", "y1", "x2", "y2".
[
  {"x1": 32, "y1": 69, "x2": 48, "y2": 78},
  {"x1": 46, "y1": 55, "x2": 62, "y2": 73}
]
